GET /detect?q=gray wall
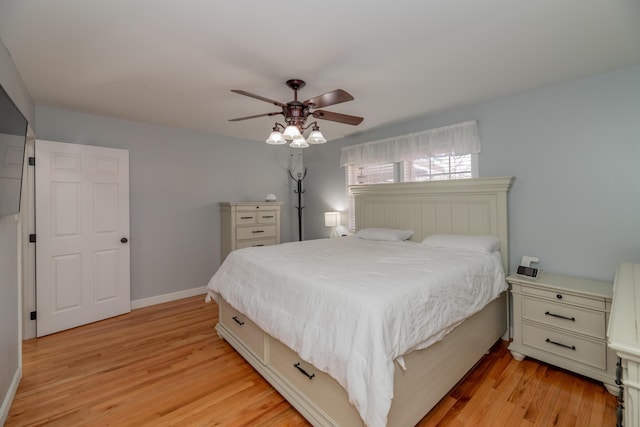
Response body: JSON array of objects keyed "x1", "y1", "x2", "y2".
[
  {"x1": 0, "y1": 38, "x2": 34, "y2": 423},
  {"x1": 35, "y1": 107, "x2": 300, "y2": 300},
  {"x1": 304, "y1": 64, "x2": 640, "y2": 282}
]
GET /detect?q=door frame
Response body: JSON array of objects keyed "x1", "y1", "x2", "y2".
[{"x1": 21, "y1": 129, "x2": 36, "y2": 340}]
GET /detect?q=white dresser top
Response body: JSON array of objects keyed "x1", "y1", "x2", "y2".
[{"x1": 608, "y1": 262, "x2": 640, "y2": 359}]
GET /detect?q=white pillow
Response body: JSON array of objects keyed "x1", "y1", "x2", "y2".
[
  {"x1": 355, "y1": 227, "x2": 414, "y2": 242},
  {"x1": 421, "y1": 234, "x2": 500, "y2": 253}
]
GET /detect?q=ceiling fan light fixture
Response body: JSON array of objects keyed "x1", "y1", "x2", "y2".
[
  {"x1": 307, "y1": 129, "x2": 326, "y2": 144},
  {"x1": 290, "y1": 135, "x2": 309, "y2": 149},
  {"x1": 266, "y1": 130, "x2": 286, "y2": 145},
  {"x1": 282, "y1": 125, "x2": 302, "y2": 141},
  {"x1": 230, "y1": 79, "x2": 363, "y2": 147}
]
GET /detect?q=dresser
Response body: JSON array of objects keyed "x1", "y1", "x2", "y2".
[
  {"x1": 219, "y1": 202, "x2": 282, "y2": 262},
  {"x1": 608, "y1": 262, "x2": 640, "y2": 427},
  {"x1": 508, "y1": 272, "x2": 617, "y2": 394}
]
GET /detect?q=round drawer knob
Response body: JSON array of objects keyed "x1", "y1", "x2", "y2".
[{"x1": 556, "y1": 294, "x2": 563, "y2": 299}]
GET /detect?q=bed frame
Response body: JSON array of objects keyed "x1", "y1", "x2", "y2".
[{"x1": 215, "y1": 176, "x2": 514, "y2": 426}]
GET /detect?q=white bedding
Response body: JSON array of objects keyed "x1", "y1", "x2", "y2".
[{"x1": 206, "y1": 237, "x2": 506, "y2": 427}]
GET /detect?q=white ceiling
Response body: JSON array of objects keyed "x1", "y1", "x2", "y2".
[{"x1": 1, "y1": 0, "x2": 639, "y2": 143}]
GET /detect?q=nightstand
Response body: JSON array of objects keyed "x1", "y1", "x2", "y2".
[{"x1": 508, "y1": 272, "x2": 617, "y2": 394}]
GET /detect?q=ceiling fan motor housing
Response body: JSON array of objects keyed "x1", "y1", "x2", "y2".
[{"x1": 285, "y1": 102, "x2": 309, "y2": 128}]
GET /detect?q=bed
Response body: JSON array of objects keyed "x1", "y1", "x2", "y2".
[{"x1": 207, "y1": 176, "x2": 513, "y2": 427}]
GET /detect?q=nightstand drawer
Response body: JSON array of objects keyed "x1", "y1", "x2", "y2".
[
  {"x1": 522, "y1": 322, "x2": 606, "y2": 370},
  {"x1": 522, "y1": 286, "x2": 605, "y2": 310},
  {"x1": 236, "y1": 238, "x2": 277, "y2": 249},
  {"x1": 219, "y1": 299, "x2": 265, "y2": 361},
  {"x1": 236, "y1": 225, "x2": 277, "y2": 240},
  {"x1": 523, "y1": 296, "x2": 606, "y2": 338}
]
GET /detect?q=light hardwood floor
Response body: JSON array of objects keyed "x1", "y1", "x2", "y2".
[{"x1": 7, "y1": 295, "x2": 616, "y2": 426}]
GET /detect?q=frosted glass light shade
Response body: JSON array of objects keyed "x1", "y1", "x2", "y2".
[
  {"x1": 307, "y1": 130, "x2": 327, "y2": 144},
  {"x1": 290, "y1": 136, "x2": 309, "y2": 148},
  {"x1": 266, "y1": 131, "x2": 286, "y2": 144},
  {"x1": 282, "y1": 125, "x2": 302, "y2": 140},
  {"x1": 324, "y1": 212, "x2": 340, "y2": 227}
]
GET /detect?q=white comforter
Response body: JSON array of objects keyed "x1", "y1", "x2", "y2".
[{"x1": 206, "y1": 237, "x2": 506, "y2": 427}]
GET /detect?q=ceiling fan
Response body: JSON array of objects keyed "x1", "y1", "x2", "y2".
[{"x1": 229, "y1": 79, "x2": 363, "y2": 147}]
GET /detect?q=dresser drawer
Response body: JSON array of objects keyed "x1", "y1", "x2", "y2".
[
  {"x1": 523, "y1": 296, "x2": 606, "y2": 338},
  {"x1": 236, "y1": 224, "x2": 277, "y2": 240},
  {"x1": 522, "y1": 286, "x2": 605, "y2": 310},
  {"x1": 522, "y1": 322, "x2": 606, "y2": 370},
  {"x1": 236, "y1": 238, "x2": 277, "y2": 249},
  {"x1": 219, "y1": 300, "x2": 266, "y2": 361},
  {"x1": 235, "y1": 212, "x2": 257, "y2": 224},
  {"x1": 269, "y1": 338, "x2": 362, "y2": 426},
  {"x1": 257, "y1": 211, "x2": 277, "y2": 224}
]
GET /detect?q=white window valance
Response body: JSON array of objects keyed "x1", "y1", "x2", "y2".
[{"x1": 340, "y1": 120, "x2": 481, "y2": 167}]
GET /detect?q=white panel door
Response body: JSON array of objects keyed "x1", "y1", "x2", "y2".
[{"x1": 35, "y1": 139, "x2": 130, "y2": 336}]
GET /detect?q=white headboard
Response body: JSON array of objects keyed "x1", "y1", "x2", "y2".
[{"x1": 351, "y1": 177, "x2": 514, "y2": 271}]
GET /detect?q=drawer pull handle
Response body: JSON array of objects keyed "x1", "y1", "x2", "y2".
[
  {"x1": 232, "y1": 316, "x2": 245, "y2": 326},
  {"x1": 556, "y1": 294, "x2": 563, "y2": 299},
  {"x1": 293, "y1": 363, "x2": 315, "y2": 380},
  {"x1": 253, "y1": 244, "x2": 264, "y2": 247},
  {"x1": 262, "y1": 215, "x2": 274, "y2": 219},
  {"x1": 240, "y1": 216, "x2": 253, "y2": 219},
  {"x1": 252, "y1": 230, "x2": 265, "y2": 234},
  {"x1": 545, "y1": 338, "x2": 575, "y2": 350},
  {"x1": 544, "y1": 311, "x2": 575, "y2": 321}
]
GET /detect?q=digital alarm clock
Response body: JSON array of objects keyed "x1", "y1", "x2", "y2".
[{"x1": 517, "y1": 265, "x2": 539, "y2": 278}]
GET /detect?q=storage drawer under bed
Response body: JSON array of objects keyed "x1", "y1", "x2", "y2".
[
  {"x1": 219, "y1": 299, "x2": 266, "y2": 361},
  {"x1": 268, "y1": 337, "x2": 362, "y2": 426}
]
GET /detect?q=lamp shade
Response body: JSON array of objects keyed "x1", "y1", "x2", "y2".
[
  {"x1": 282, "y1": 125, "x2": 302, "y2": 140},
  {"x1": 307, "y1": 130, "x2": 327, "y2": 144},
  {"x1": 324, "y1": 212, "x2": 340, "y2": 227},
  {"x1": 266, "y1": 131, "x2": 286, "y2": 144},
  {"x1": 290, "y1": 136, "x2": 309, "y2": 148}
]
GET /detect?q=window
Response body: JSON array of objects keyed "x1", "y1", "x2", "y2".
[
  {"x1": 405, "y1": 154, "x2": 474, "y2": 181},
  {"x1": 346, "y1": 154, "x2": 477, "y2": 231},
  {"x1": 341, "y1": 120, "x2": 482, "y2": 231}
]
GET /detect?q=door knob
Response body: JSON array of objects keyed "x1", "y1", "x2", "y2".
[{"x1": 121, "y1": 237, "x2": 128, "y2": 243}]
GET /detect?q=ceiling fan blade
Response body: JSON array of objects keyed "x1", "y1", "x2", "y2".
[
  {"x1": 229, "y1": 112, "x2": 281, "y2": 122},
  {"x1": 304, "y1": 89, "x2": 354, "y2": 109},
  {"x1": 231, "y1": 90, "x2": 287, "y2": 107},
  {"x1": 312, "y1": 110, "x2": 363, "y2": 125}
]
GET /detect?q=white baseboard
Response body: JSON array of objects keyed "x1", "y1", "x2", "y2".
[
  {"x1": 131, "y1": 286, "x2": 207, "y2": 310},
  {"x1": 0, "y1": 366, "x2": 22, "y2": 426}
]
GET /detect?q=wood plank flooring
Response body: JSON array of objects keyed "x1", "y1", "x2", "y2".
[{"x1": 6, "y1": 295, "x2": 616, "y2": 426}]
